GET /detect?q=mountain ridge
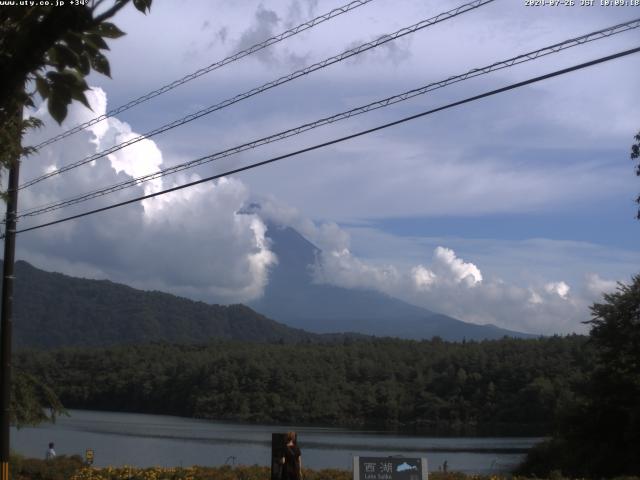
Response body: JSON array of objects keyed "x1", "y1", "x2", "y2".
[
  {"x1": 6, "y1": 259, "x2": 322, "y2": 348},
  {"x1": 4, "y1": 223, "x2": 532, "y2": 348},
  {"x1": 250, "y1": 225, "x2": 534, "y2": 341}
]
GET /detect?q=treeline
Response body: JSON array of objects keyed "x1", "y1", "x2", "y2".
[{"x1": 16, "y1": 335, "x2": 591, "y2": 434}]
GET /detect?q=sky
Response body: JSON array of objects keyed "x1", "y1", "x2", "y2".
[{"x1": 10, "y1": 0, "x2": 640, "y2": 335}]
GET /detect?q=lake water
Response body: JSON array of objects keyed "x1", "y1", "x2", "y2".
[{"x1": 12, "y1": 410, "x2": 542, "y2": 474}]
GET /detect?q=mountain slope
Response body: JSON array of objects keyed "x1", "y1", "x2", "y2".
[
  {"x1": 8, "y1": 260, "x2": 317, "y2": 348},
  {"x1": 250, "y1": 225, "x2": 533, "y2": 340}
]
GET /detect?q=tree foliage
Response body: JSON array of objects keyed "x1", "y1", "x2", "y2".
[
  {"x1": 0, "y1": 0, "x2": 152, "y2": 189},
  {"x1": 11, "y1": 370, "x2": 67, "y2": 428},
  {"x1": 15, "y1": 335, "x2": 592, "y2": 435},
  {"x1": 580, "y1": 275, "x2": 640, "y2": 475},
  {"x1": 519, "y1": 275, "x2": 640, "y2": 477}
]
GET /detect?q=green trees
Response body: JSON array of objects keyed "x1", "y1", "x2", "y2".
[
  {"x1": 579, "y1": 275, "x2": 640, "y2": 475},
  {"x1": 15, "y1": 336, "x2": 589, "y2": 434},
  {"x1": 11, "y1": 370, "x2": 66, "y2": 427},
  {"x1": 518, "y1": 275, "x2": 640, "y2": 477}
]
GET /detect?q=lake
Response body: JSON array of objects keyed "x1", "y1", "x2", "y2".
[{"x1": 12, "y1": 410, "x2": 542, "y2": 474}]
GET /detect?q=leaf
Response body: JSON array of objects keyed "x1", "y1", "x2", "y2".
[
  {"x1": 93, "y1": 22, "x2": 125, "y2": 39},
  {"x1": 46, "y1": 46, "x2": 62, "y2": 70},
  {"x1": 45, "y1": 70, "x2": 62, "y2": 83},
  {"x1": 46, "y1": 72, "x2": 73, "y2": 102},
  {"x1": 89, "y1": 51, "x2": 111, "y2": 77},
  {"x1": 35, "y1": 75, "x2": 50, "y2": 100},
  {"x1": 51, "y1": 43, "x2": 80, "y2": 69},
  {"x1": 78, "y1": 51, "x2": 91, "y2": 76},
  {"x1": 85, "y1": 33, "x2": 110, "y2": 51},
  {"x1": 71, "y1": 88, "x2": 91, "y2": 110},
  {"x1": 68, "y1": 73, "x2": 91, "y2": 110},
  {"x1": 63, "y1": 32, "x2": 84, "y2": 56},
  {"x1": 133, "y1": 0, "x2": 152, "y2": 13},
  {"x1": 48, "y1": 95, "x2": 68, "y2": 125},
  {"x1": 47, "y1": 70, "x2": 90, "y2": 111},
  {"x1": 24, "y1": 116, "x2": 44, "y2": 130}
]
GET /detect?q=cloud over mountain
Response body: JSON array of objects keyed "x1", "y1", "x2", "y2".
[
  {"x1": 10, "y1": 0, "x2": 638, "y2": 339},
  {"x1": 18, "y1": 88, "x2": 276, "y2": 304}
]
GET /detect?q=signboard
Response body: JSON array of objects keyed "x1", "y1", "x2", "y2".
[
  {"x1": 271, "y1": 433, "x2": 286, "y2": 480},
  {"x1": 85, "y1": 448, "x2": 94, "y2": 465},
  {"x1": 353, "y1": 456, "x2": 428, "y2": 480}
]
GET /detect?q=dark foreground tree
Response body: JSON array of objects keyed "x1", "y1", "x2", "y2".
[
  {"x1": 0, "y1": 0, "x2": 151, "y2": 426},
  {"x1": 518, "y1": 275, "x2": 640, "y2": 477},
  {"x1": 0, "y1": 0, "x2": 152, "y2": 189},
  {"x1": 580, "y1": 274, "x2": 640, "y2": 475}
]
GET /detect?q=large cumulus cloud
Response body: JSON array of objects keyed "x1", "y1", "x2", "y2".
[
  {"x1": 254, "y1": 196, "x2": 626, "y2": 335},
  {"x1": 16, "y1": 88, "x2": 276, "y2": 304}
]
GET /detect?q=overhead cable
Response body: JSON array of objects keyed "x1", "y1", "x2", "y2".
[
  {"x1": 31, "y1": 0, "x2": 376, "y2": 150},
  {"x1": 20, "y1": 0, "x2": 495, "y2": 190},
  {"x1": 16, "y1": 17, "x2": 640, "y2": 219},
  {"x1": 9, "y1": 45, "x2": 639, "y2": 238}
]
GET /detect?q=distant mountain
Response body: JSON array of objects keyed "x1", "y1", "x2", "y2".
[
  {"x1": 250, "y1": 225, "x2": 533, "y2": 341},
  {"x1": 7, "y1": 260, "x2": 322, "y2": 349},
  {"x1": 5, "y1": 224, "x2": 531, "y2": 349}
]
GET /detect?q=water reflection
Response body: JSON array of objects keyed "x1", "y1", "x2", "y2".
[{"x1": 12, "y1": 410, "x2": 542, "y2": 473}]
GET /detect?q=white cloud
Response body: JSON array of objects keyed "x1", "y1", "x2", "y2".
[
  {"x1": 17, "y1": 88, "x2": 276, "y2": 304},
  {"x1": 247, "y1": 201, "x2": 603, "y2": 334},
  {"x1": 584, "y1": 272, "x2": 618, "y2": 299},
  {"x1": 528, "y1": 289, "x2": 543, "y2": 305},
  {"x1": 408, "y1": 247, "x2": 483, "y2": 292},
  {"x1": 432, "y1": 246, "x2": 483, "y2": 287},
  {"x1": 412, "y1": 265, "x2": 436, "y2": 291},
  {"x1": 544, "y1": 281, "x2": 570, "y2": 299},
  {"x1": 312, "y1": 246, "x2": 400, "y2": 290}
]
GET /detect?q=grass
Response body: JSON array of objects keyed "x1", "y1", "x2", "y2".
[{"x1": 9, "y1": 454, "x2": 640, "y2": 480}]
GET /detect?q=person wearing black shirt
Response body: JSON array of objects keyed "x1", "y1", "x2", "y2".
[{"x1": 281, "y1": 431, "x2": 302, "y2": 480}]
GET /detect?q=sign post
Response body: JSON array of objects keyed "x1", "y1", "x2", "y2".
[
  {"x1": 271, "y1": 433, "x2": 286, "y2": 480},
  {"x1": 353, "y1": 456, "x2": 428, "y2": 480}
]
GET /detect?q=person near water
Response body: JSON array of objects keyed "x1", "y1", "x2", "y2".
[
  {"x1": 281, "y1": 431, "x2": 302, "y2": 480},
  {"x1": 46, "y1": 442, "x2": 56, "y2": 460}
]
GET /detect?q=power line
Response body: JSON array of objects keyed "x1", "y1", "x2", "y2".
[
  {"x1": 9, "y1": 46, "x2": 639, "y2": 238},
  {"x1": 20, "y1": 0, "x2": 495, "y2": 190},
  {"x1": 16, "y1": 17, "x2": 640, "y2": 219},
  {"x1": 31, "y1": 0, "x2": 376, "y2": 150}
]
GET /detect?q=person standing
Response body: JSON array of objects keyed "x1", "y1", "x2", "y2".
[
  {"x1": 45, "y1": 442, "x2": 56, "y2": 460},
  {"x1": 281, "y1": 431, "x2": 302, "y2": 480}
]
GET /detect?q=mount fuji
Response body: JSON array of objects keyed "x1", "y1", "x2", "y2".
[{"x1": 250, "y1": 224, "x2": 533, "y2": 341}]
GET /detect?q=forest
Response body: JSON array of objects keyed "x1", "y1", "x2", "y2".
[{"x1": 15, "y1": 335, "x2": 590, "y2": 435}]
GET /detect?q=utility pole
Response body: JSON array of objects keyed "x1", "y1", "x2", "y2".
[{"x1": 0, "y1": 109, "x2": 21, "y2": 480}]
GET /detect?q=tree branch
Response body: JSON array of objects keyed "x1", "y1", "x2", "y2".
[{"x1": 93, "y1": 0, "x2": 130, "y2": 25}]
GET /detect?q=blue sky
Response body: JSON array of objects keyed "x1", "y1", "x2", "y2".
[{"x1": 11, "y1": 0, "x2": 640, "y2": 335}]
